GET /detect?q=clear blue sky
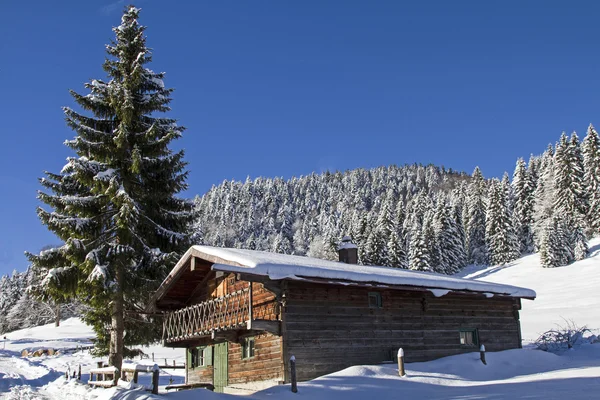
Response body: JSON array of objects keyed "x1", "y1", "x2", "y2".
[{"x1": 1, "y1": 0, "x2": 599, "y2": 275}]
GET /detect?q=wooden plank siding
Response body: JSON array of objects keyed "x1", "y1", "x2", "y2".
[
  {"x1": 282, "y1": 281, "x2": 521, "y2": 382},
  {"x1": 227, "y1": 333, "x2": 284, "y2": 385}
]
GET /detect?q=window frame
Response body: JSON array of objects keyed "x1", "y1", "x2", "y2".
[
  {"x1": 368, "y1": 292, "x2": 382, "y2": 309},
  {"x1": 459, "y1": 329, "x2": 479, "y2": 347},
  {"x1": 189, "y1": 346, "x2": 211, "y2": 369},
  {"x1": 241, "y1": 336, "x2": 256, "y2": 360}
]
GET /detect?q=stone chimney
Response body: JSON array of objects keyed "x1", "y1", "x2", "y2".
[{"x1": 338, "y1": 236, "x2": 358, "y2": 264}]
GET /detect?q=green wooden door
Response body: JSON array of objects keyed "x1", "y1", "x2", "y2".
[{"x1": 213, "y1": 342, "x2": 228, "y2": 392}]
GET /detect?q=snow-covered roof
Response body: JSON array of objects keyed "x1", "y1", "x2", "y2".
[{"x1": 181, "y1": 246, "x2": 535, "y2": 299}]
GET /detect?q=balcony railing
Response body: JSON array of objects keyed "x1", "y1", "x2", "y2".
[{"x1": 163, "y1": 288, "x2": 250, "y2": 343}]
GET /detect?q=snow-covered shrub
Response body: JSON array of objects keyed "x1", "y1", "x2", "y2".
[{"x1": 535, "y1": 319, "x2": 593, "y2": 352}]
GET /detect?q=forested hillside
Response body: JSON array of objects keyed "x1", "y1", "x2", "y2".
[
  {"x1": 195, "y1": 125, "x2": 600, "y2": 272},
  {"x1": 0, "y1": 268, "x2": 81, "y2": 334}
]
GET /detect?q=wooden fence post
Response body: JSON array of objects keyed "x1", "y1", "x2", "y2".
[
  {"x1": 113, "y1": 369, "x2": 119, "y2": 386},
  {"x1": 77, "y1": 365, "x2": 81, "y2": 380},
  {"x1": 152, "y1": 365, "x2": 160, "y2": 395},
  {"x1": 133, "y1": 371, "x2": 139, "y2": 384},
  {"x1": 290, "y1": 355, "x2": 297, "y2": 393},
  {"x1": 398, "y1": 348, "x2": 406, "y2": 376},
  {"x1": 480, "y1": 344, "x2": 486, "y2": 365}
]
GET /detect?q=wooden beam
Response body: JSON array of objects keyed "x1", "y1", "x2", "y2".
[
  {"x1": 190, "y1": 256, "x2": 196, "y2": 271},
  {"x1": 249, "y1": 319, "x2": 281, "y2": 336},
  {"x1": 249, "y1": 282, "x2": 254, "y2": 323}
]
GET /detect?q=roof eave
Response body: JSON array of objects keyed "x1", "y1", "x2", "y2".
[{"x1": 210, "y1": 264, "x2": 536, "y2": 300}]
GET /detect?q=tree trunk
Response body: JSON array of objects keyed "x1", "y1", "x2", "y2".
[
  {"x1": 55, "y1": 303, "x2": 61, "y2": 327},
  {"x1": 108, "y1": 265, "x2": 124, "y2": 372}
]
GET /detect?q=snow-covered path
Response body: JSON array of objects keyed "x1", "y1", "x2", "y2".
[{"x1": 0, "y1": 353, "x2": 58, "y2": 399}]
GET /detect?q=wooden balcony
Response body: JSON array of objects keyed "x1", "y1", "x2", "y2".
[{"x1": 162, "y1": 287, "x2": 279, "y2": 344}]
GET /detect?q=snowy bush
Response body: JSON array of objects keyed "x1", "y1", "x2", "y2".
[{"x1": 535, "y1": 319, "x2": 593, "y2": 352}]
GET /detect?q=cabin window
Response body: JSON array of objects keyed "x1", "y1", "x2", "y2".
[
  {"x1": 368, "y1": 292, "x2": 382, "y2": 308},
  {"x1": 459, "y1": 329, "x2": 479, "y2": 346},
  {"x1": 242, "y1": 337, "x2": 255, "y2": 359},
  {"x1": 189, "y1": 346, "x2": 212, "y2": 368}
]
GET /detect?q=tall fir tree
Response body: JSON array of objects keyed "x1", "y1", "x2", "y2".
[
  {"x1": 512, "y1": 158, "x2": 535, "y2": 254},
  {"x1": 582, "y1": 124, "x2": 600, "y2": 235},
  {"x1": 465, "y1": 167, "x2": 488, "y2": 265},
  {"x1": 539, "y1": 214, "x2": 567, "y2": 268},
  {"x1": 485, "y1": 179, "x2": 519, "y2": 265},
  {"x1": 409, "y1": 229, "x2": 432, "y2": 272},
  {"x1": 27, "y1": 7, "x2": 194, "y2": 370},
  {"x1": 532, "y1": 144, "x2": 556, "y2": 246}
]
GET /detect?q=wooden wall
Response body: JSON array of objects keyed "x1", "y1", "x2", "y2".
[
  {"x1": 228, "y1": 333, "x2": 284, "y2": 385},
  {"x1": 187, "y1": 361, "x2": 213, "y2": 385},
  {"x1": 282, "y1": 282, "x2": 522, "y2": 382}
]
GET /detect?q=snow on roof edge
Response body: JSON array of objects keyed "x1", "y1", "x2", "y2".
[{"x1": 190, "y1": 245, "x2": 536, "y2": 299}]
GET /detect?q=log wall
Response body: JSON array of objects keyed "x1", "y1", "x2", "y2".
[
  {"x1": 283, "y1": 282, "x2": 522, "y2": 382},
  {"x1": 227, "y1": 333, "x2": 284, "y2": 385}
]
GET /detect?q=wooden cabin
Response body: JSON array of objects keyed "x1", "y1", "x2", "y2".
[{"x1": 148, "y1": 238, "x2": 535, "y2": 393}]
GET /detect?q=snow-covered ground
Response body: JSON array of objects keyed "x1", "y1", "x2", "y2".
[
  {"x1": 459, "y1": 236, "x2": 600, "y2": 341},
  {"x1": 1, "y1": 239, "x2": 600, "y2": 399}
]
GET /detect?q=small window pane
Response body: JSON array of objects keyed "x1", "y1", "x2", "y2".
[
  {"x1": 368, "y1": 292, "x2": 382, "y2": 308},
  {"x1": 242, "y1": 337, "x2": 255, "y2": 359},
  {"x1": 460, "y1": 330, "x2": 478, "y2": 346}
]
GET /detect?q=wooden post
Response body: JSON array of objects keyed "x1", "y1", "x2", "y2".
[
  {"x1": 249, "y1": 282, "x2": 254, "y2": 324},
  {"x1": 113, "y1": 369, "x2": 119, "y2": 386},
  {"x1": 152, "y1": 365, "x2": 160, "y2": 395},
  {"x1": 77, "y1": 365, "x2": 81, "y2": 380},
  {"x1": 90, "y1": 372, "x2": 94, "y2": 382},
  {"x1": 152, "y1": 352, "x2": 155, "y2": 362},
  {"x1": 480, "y1": 344, "x2": 487, "y2": 365},
  {"x1": 398, "y1": 348, "x2": 406, "y2": 376},
  {"x1": 173, "y1": 360, "x2": 176, "y2": 367},
  {"x1": 290, "y1": 355, "x2": 297, "y2": 393},
  {"x1": 133, "y1": 371, "x2": 139, "y2": 384}
]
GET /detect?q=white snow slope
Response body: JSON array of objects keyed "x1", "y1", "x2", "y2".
[{"x1": 1, "y1": 238, "x2": 600, "y2": 399}]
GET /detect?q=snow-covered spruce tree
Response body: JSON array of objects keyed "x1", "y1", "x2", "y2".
[
  {"x1": 465, "y1": 167, "x2": 488, "y2": 265},
  {"x1": 27, "y1": 7, "x2": 193, "y2": 370},
  {"x1": 0, "y1": 270, "x2": 26, "y2": 333},
  {"x1": 539, "y1": 214, "x2": 566, "y2": 268},
  {"x1": 363, "y1": 227, "x2": 387, "y2": 266},
  {"x1": 512, "y1": 158, "x2": 535, "y2": 254},
  {"x1": 387, "y1": 230, "x2": 408, "y2": 268},
  {"x1": 582, "y1": 124, "x2": 600, "y2": 235},
  {"x1": 553, "y1": 132, "x2": 588, "y2": 261},
  {"x1": 408, "y1": 228, "x2": 432, "y2": 272},
  {"x1": 554, "y1": 133, "x2": 586, "y2": 222},
  {"x1": 532, "y1": 144, "x2": 555, "y2": 245},
  {"x1": 485, "y1": 178, "x2": 519, "y2": 265},
  {"x1": 434, "y1": 197, "x2": 464, "y2": 274}
]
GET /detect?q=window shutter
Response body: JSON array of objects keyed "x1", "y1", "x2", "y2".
[{"x1": 205, "y1": 345, "x2": 213, "y2": 366}]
